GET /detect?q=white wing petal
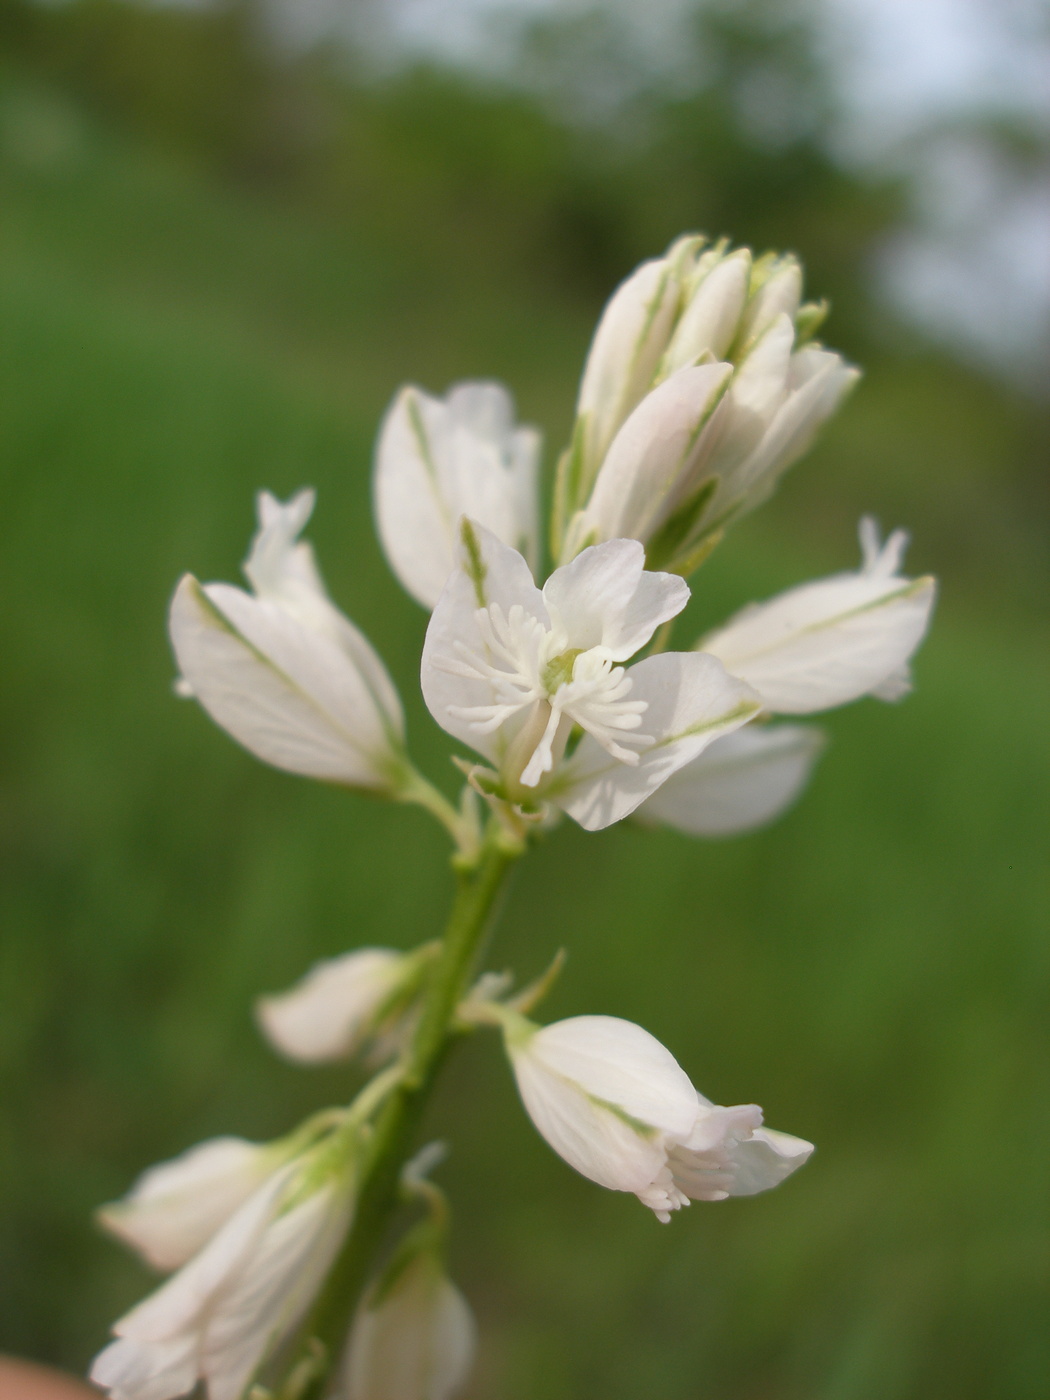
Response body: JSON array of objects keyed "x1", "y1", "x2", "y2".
[
  {"x1": 524, "y1": 1016, "x2": 699, "y2": 1137},
  {"x1": 702, "y1": 570, "x2": 937, "y2": 714},
  {"x1": 637, "y1": 724, "x2": 825, "y2": 837},
  {"x1": 556, "y1": 652, "x2": 761, "y2": 830},
  {"x1": 256, "y1": 948, "x2": 405, "y2": 1064},
  {"x1": 97, "y1": 1137, "x2": 275, "y2": 1272},
  {"x1": 374, "y1": 382, "x2": 541, "y2": 609},
  {"x1": 169, "y1": 576, "x2": 402, "y2": 787}
]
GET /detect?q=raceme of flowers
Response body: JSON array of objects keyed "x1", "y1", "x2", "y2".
[{"x1": 92, "y1": 235, "x2": 937, "y2": 1400}]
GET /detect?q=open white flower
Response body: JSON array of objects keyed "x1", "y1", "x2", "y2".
[
  {"x1": 375, "y1": 382, "x2": 541, "y2": 609},
  {"x1": 559, "y1": 236, "x2": 858, "y2": 570},
  {"x1": 257, "y1": 946, "x2": 430, "y2": 1065},
  {"x1": 337, "y1": 1252, "x2": 476, "y2": 1400},
  {"x1": 97, "y1": 1137, "x2": 291, "y2": 1274},
  {"x1": 637, "y1": 724, "x2": 826, "y2": 837},
  {"x1": 169, "y1": 490, "x2": 406, "y2": 790},
  {"x1": 699, "y1": 518, "x2": 937, "y2": 714},
  {"x1": 91, "y1": 1141, "x2": 355, "y2": 1400},
  {"x1": 505, "y1": 1014, "x2": 812, "y2": 1221},
  {"x1": 420, "y1": 520, "x2": 761, "y2": 831}
]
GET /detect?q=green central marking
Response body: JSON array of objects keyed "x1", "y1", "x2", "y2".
[{"x1": 543, "y1": 648, "x2": 583, "y2": 693}]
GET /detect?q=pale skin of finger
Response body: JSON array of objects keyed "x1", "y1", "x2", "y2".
[{"x1": 0, "y1": 1358, "x2": 97, "y2": 1400}]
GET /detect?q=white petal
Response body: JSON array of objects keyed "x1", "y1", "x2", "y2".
[
  {"x1": 735, "y1": 258, "x2": 803, "y2": 352},
  {"x1": 108, "y1": 1163, "x2": 296, "y2": 1345},
  {"x1": 97, "y1": 1137, "x2": 277, "y2": 1272},
  {"x1": 719, "y1": 351, "x2": 859, "y2": 514},
  {"x1": 662, "y1": 250, "x2": 751, "y2": 371},
  {"x1": 201, "y1": 1183, "x2": 352, "y2": 1400},
  {"x1": 724, "y1": 1127, "x2": 814, "y2": 1196},
  {"x1": 578, "y1": 363, "x2": 733, "y2": 545},
  {"x1": 169, "y1": 576, "x2": 403, "y2": 787},
  {"x1": 419, "y1": 523, "x2": 547, "y2": 764},
  {"x1": 93, "y1": 1158, "x2": 354, "y2": 1400},
  {"x1": 637, "y1": 724, "x2": 825, "y2": 837},
  {"x1": 342, "y1": 1256, "x2": 476, "y2": 1400},
  {"x1": 512, "y1": 1050, "x2": 668, "y2": 1194},
  {"x1": 256, "y1": 948, "x2": 407, "y2": 1064},
  {"x1": 556, "y1": 652, "x2": 761, "y2": 830},
  {"x1": 695, "y1": 315, "x2": 795, "y2": 498},
  {"x1": 374, "y1": 382, "x2": 541, "y2": 609},
  {"x1": 240, "y1": 493, "x2": 405, "y2": 734},
  {"x1": 524, "y1": 1017, "x2": 700, "y2": 1136},
  {"x1": 701, "y1": 563, "x2": 937, "y2": 715},
  {"x1": 91, "y1": 1334, "x2": 199, "y2": 1400},
  {"x1": 542, "y1": 539, "x2": 689, "y2": 660},
  {"x1": 576, "y1": 256, "x2": 681, "y2": 483},
  {"x1": 244, "y1": 489, "x2": 323, "y2": 605}
]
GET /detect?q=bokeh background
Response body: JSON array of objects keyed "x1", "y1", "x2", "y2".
[{"x1": 1, "y1": 0, "x2": 1048, "y2": 1396}]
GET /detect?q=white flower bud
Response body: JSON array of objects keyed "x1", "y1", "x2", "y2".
[
  {"x1": 91, "y1": 1141, "x2": 356, "y2": 1400},
  {"x1": 256, "y1": 947, "x2": 428, "y2": 1065},
  {"x1": 506, "y1": 1014, "x2": 812, "y2": 1221},
  {"x1": 374, "y1": 382, "x2": 541, "y2": 610},
  {"x1": 96, "y1": 1137, "x2": 288, "y2": 1273},
  {"x1": 169, "y1": 490, "x2": 407, "y2": 791},
  {"x1": 338, "y1": 1253, "x2": 476, "y2": 1400},
  {"x1": 561, "y1": 237, "x2": 858, "y2": 569}
]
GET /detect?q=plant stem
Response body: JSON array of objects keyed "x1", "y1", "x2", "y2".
[{"x1": 304, "y1": 834, "x2": 520, "y2": 1366}]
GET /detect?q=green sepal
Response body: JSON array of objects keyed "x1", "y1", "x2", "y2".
[
  {"x1": 644, "y1": 477, "x2": 719, "y2": 573},
  {"x1": 794, "y1": 299, "x2": 828, "y2": 345},
  {"x1": 551, "y1": 415, "x2": 589, "y2": 561}
]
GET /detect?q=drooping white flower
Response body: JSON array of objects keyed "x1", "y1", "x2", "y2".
[
  {"x1": 337, "y1": 1252, "x2": 476, "y2": 1400},
  {"x1": 637, "y1": 724, "x2": 826, "y2": 837},
  {"x1": 374, "y1": 382, "x2": 541, "y2": 609},
  {"x1": 257, "y1": 946, "x2": 429, "y2": 1065},
  {"x1": 169, "y1": 490, "x2": 406, "y2": 790},
  {"x1": 96, "y1": 1137, "x2": 291, "y2": 1274},
  {"x1": 505, "y1": 1014, "x2": 812, "y2": 1221},
  {"x1": 420, "y1": 520, "x2": 761, "y2": 831},
  {"x1": 699, "y1": 518, "x2": 937, "y2": 714},
  {"x1": 558, "y1": 236, "x2": 858, "y2": 570},
  {"x1": 91, "y1": 1140, "x2": 355, "y2": 1400}
]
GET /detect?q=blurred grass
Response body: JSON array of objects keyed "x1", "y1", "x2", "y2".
[{"x1": 1, "y1": 28, "x2": 1048, "y2": 1400}]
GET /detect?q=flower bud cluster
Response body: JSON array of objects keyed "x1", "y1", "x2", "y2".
[{"x1": 554, "y1": 236, "x2": 859, "y2": 573}]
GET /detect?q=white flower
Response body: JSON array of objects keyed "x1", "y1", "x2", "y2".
[
  {"x1": 91, "y1": 1144, "x2": 355, "y2": 1400},
  {"x1": 559, "y1": 237, "x2": 858, "y2": 570},
  {"x1": 699, "y1": 518, "x2": 937, "y2": 714},
  {"x1": 257, "y1": 947, "x2": 428, "y2": 1065},
  {"x1": 97, "y1": 1137, "x2": 291, "y2": 1274},
  {"x1": 337, "y1": 1253, "x2": 476, "y2": 1400},
  {"x1": 506, "y1": 1014, "x2": 812, "y2": 1221},
  {"x1": 637, "y1": 724, "x2": 826, "y2": 837},
  {"x1": 169, "y1": 490, "x2": 406, "y2": 790},
  {"x1": 420, "y1": 520, "x2": 762, "y2": 831},
  {"x1": 374, "y1": 382, "x2": 541, "y2": 609}
]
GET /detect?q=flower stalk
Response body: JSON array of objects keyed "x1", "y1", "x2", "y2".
[{"x1": 302, "y1": 830, "x2": 520, "y2": 1373}]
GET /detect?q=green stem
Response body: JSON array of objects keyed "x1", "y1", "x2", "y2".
[
  {"x1": 397, "y1": 768, "x2": 480, "y2": 862},
  {"x1": 304, "y1": 835, "x2": 520, "y2": 1362}
]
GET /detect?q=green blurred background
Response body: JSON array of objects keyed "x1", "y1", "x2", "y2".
[{"x1": 1, "y1": 0, "x2": 1047, "y2": 1396}]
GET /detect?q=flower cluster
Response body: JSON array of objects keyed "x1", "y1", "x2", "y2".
[{"x1": 91, "y1": 236, "x2": 936, "y2": 1400}]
